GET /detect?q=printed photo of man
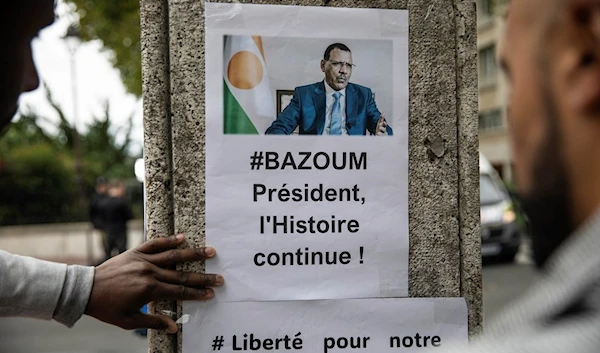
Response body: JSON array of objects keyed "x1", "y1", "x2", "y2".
[{"x1": 265, "y1": 43, "x2": 393, "y2": 136}]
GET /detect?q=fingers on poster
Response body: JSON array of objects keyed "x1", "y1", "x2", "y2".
[{"x1": 190, "y1": 2, "x2": 468, "y2": 353}]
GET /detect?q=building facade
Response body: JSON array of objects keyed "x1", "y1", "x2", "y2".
[{"x1": 477, "y1": 0, "x2": 513, "y2": 182}]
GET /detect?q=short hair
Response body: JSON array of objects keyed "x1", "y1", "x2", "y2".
[
  {"x1": 323, "y1": 43, "x2": 351, "y2": 60},
  {"x1": 109, "y1": 179, "x2": 125, "y2": 189}
]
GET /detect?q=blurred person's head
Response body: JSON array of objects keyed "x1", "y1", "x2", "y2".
[
  {"x1": 108, "y1": 180, "x2": 126, "y2": 198},
  {"x1": 0, "y1": 1, "x2": 55, "y2": 136},
  {"x1": 500, "y1": 0, "x2": 600, "y2": 269},
  {"x1": 96, "y1": 177, "x2": 108, "y2": 195}
]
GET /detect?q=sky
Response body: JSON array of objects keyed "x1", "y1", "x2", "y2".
[{"x1": 18, "y1": 0, "x2": 144, "y2": 155}]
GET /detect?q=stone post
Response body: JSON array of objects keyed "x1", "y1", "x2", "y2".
[{"x1": 140, "y1": 1, "x2": 481, "y2": 352}]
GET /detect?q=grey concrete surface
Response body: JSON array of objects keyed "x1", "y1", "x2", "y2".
[
  {"x1": 482, "y1": 262, "x2": 538, "y2": 324},
  {"x1": 455, "y1": 0, "x2": 484, "y2": 337},
  {"x1": 0, "y1": 221, "x2": 144, "y2": 264},
  {"x1": 0, "y1": 316, "x2": 147, "y2": 353},
  {"x1": 167, "y1": 0, "x2": 208, "y2": 351},
  {"x1": 139, "y1": 0, "x2": 177, "y2": 351}
]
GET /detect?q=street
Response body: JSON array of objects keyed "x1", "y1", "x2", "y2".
[
  {"x1": 0, "y1": 316, "x2": 147, "y2": 353},
  {"x1": 482, "y1": 260, "x2": 538, "y2": 321},
  {"x1": 0, "y1": 259, "x2": 539, "y2": 353}
]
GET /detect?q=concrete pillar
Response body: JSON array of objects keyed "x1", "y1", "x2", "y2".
[{"x1": 140, "y1": 1, "x2": 481, "y2": 352}]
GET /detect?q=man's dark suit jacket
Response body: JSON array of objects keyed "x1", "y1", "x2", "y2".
[{"x1": 265, "y1": 81, "x2": 393, "y2": 136}]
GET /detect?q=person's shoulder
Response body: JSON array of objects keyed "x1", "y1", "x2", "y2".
[
  {"x1": 91, "y1": 194, "x2": 107, "y2": 205},
  {"x1": 295, "y1": 82, "x2": 322, "y2": 92},
  {"x1": 347, "y1": 82, "x2": 372, "y2": 93},
  {"x1": 105, "y1": 196, "x2": 119, "y2": 204}
]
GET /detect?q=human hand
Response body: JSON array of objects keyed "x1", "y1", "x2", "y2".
[
  {"x1": 84, "y1": 234, "x2": 222, "y2": 334},
  {"x1": 376, "y1": 113, "x2": 388, "y2": 136}
]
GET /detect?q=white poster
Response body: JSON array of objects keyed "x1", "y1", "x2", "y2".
[
  {"x1": 205, "y1": 3, "x2": 409, "y2": 302},
  {"x1": 182, "y1": 298, "x2": 468, "y2": 353}
]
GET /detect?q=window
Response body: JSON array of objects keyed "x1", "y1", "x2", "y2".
[
  {"x1": 478, "y1": 0, "x2": 495, "y2": 20},
  {"x1": 479, "y1": 45, "x2": 497, "y2": 86},
  {"x1": 479, "y1": 109, "x2": 503, "y2": 133}
]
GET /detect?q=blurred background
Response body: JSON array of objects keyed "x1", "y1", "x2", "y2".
[
  {"x1": 0, "y1": 0, "x2": 144, "y2": 259},
  {"x1": 0, "y1": 0, "x2": 537, "y2": 352}
]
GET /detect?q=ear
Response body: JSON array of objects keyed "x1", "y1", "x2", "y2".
[
  {"x1": 320, "y1": 59, "x2": 326, "y2": 73},
  {"x1": 563, "y1": 0, "x2": 600, "y2": 115}
]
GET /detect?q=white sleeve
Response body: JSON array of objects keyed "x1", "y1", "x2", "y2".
[{"x1": 0, "y1": 250, "x2": 95, "y2": 327}]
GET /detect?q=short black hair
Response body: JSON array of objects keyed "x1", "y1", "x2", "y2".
[{"x1": 323, "y1": 43, "x2": 351, "y2": 60}]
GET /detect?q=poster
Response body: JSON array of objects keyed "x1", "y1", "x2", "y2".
[
  {"x1": 182, "y1": 298, "x2": 468, "y2": 353},
  {"x1": 205, "y1": 2, "x2": 409, "y2": 302}
]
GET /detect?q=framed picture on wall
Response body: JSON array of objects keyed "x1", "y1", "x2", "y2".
[
  {"x1": 276, "y1": 89, "x2": 298, "y2": 134},
  {"x1": 276, "y1": 90, "x2": 294, "y2": 114}
]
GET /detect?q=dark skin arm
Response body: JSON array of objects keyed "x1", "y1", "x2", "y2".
[{"x1": 84, "y1": 234, "x2": 222, "y2": 333}]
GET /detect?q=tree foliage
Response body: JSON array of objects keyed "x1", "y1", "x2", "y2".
[
  {"x1": 0, "y1": 143, "x2": 77, "y2": 224},
  {"x1": 64, "y1": 0, "x2": 142, "y2": 97},
  {"x1": 61, "y1": 0, "x2": 508, "y2": 97},
  {"x1": 0, "y1": 115, "x2": 77, "y2": 224},
  {"x1": 0, "y1": 86, "x2": 142, "y2": 226},
  {"x1": 44, "y1": 83, "x2": 137, "y2": 182}
]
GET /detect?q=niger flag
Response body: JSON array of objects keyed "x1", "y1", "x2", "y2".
[{"x1": 223, "y1": 35, "x2": 276, "y2": 134}]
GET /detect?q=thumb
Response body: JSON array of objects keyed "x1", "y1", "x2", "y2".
[{"x1": 129, "y1": 312, "x2": 178, "y2": 334}]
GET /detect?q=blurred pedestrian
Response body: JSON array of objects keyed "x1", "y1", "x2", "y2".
[
  {"x1": 89, "y1": 177, "x2": 109, "y2": 260},
  {"x1": 0, "y1": 0, "x2": 223, "y2": 334},
  {"x1": 103, "y1": 179, "x2": 133, "y2": 260}
]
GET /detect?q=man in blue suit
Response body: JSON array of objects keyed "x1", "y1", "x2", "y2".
[{"x1": 265, "y1": 43, "x2": 392, "y2": 136}]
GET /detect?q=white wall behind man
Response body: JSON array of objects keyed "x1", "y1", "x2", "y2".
[{"x1": 262, "y1": 37, "x2": 394, "y2": 128}]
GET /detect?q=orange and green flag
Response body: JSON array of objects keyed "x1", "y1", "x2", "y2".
[{"x1": 223, "y1": 35, "x2": 275, "y2": 134}]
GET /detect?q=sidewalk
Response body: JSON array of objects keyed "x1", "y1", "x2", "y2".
[{"x1": 0, "y1": 220, "x2": 144, "y2": 265}]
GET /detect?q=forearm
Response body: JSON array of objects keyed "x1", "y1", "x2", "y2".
[
  {"x1": 266, "y1": 90, "x2": 301, "y2": 134},
  {"x1": 0, "y1": 250, "x2": 94, "y2": 327},
  {"x1": 265, "y1": 122, "x2": 291, "y2": 134},
  {"x1": 265, "y1": 114, "x2": 297, "y2": 134}
]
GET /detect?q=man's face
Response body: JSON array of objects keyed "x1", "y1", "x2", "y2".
[
  {"x1": 110, "y1": 185, "x2": 126, "y2": 198},
  {"x1": 501, "y1": 1, "x2": 551, "y2": 195},
  {"x1": 97, "y1": 184, "x2": 108, "y2": 195},
  {"x1": 320, "y1": 48, "x2": 353, "y2": 91},
  {"x1": 0, "y1": 3, "x2": 55, "y2": 134},
  {"x1": 500, "y1": 0, "x2": 573, "y2": 269},
  {"x1": 500, "y1": 0, "x2": 600, "y2": 268}
]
